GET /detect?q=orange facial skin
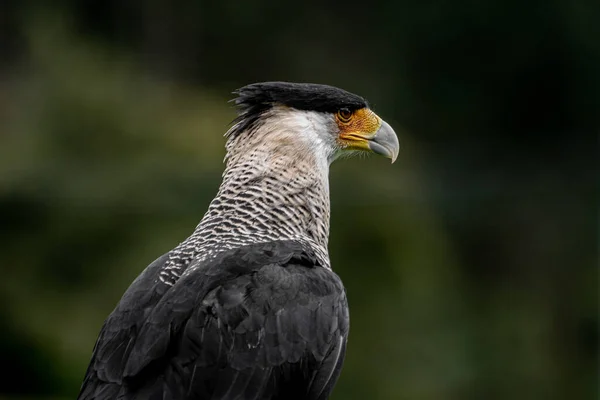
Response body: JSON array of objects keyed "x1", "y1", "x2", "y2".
[{"x1": 335, "y1": 108, "x2": 382, "y2": 151}]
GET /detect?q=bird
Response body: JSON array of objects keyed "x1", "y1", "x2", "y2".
[{"x1": 78, "y1": 81, "x2": 399, "y2": 400}]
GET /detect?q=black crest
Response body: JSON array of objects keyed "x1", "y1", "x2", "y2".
[
  {"x1": 228, "y1": 82, "x2": 368, "y2": 138},
  {"x1": 234, "y1": 82, "x2": 367, "y2": 113}
]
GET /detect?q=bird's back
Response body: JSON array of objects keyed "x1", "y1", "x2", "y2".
[{"x1": 78, "y1": 240, "x2": 349, "y2": 400}]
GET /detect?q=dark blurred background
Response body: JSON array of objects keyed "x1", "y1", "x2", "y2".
[{"x1": 0, "y1": 1, "x2": 597, "y2": 399}]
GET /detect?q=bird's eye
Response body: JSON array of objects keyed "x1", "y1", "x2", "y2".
[{"x1": 337, "y1": 108, "x2": 353, "y2": 123}]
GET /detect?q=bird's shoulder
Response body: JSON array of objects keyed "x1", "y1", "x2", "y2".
[{"x1": 124, "y1": 240, "x2": 348, "y2": 376}]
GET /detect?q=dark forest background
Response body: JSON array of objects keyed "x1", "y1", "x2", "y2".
[{"x1": 0, "y1": 1, "x2": 597, "y2": 399}]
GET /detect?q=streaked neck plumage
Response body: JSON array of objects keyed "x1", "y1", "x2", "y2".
[{"x1": 160, "y1": 107, "x2": 333, "y2": 285}]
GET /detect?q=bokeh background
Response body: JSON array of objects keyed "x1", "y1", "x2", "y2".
[{"x1": 0, "y1": 1, "x2": 597, "y2": 399}]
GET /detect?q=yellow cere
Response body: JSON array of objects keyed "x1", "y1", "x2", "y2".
[{"x1": 336, "y1": 108, "x2": 382, "y2": 149}]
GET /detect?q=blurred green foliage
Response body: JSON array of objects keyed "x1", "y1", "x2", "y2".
[{"x1": 0, "y1": 2, "x2": 597, "y2": 400}]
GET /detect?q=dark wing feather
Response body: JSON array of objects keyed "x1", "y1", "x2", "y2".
[
  {"x1": 78, "y1": 252, "x2": 173, "y2": 399},
  {"x1": 79, "y1": 240, "x2": 349, "y2": 400}
]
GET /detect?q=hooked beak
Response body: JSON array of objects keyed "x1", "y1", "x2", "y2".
[
  {"x1": 367, "y1": 120, "x2": 400, "y2": 163},
  {"x1": 337, "y1": 109, "x2": 400, "y2": 163}
]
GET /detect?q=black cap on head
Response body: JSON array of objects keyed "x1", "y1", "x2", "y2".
[
  {"x1": 234, "y1": 82, "x2": 367, "y2": 114},
  {"x1": 229, "y1": 82, "x2": 368, "y2": 138}
]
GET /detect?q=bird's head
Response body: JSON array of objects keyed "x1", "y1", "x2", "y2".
[{"x1": 226, "y1": 82, "x2": 399, "y2": 166}]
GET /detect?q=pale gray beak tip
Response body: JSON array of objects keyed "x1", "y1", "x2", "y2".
[{"x1": 368, "y1": 120, "x2": 400, "y2": 163}]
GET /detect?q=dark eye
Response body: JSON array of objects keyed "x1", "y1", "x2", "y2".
[{"x1": 337, "y1": 108, "x2": 352, "y2": 122}]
